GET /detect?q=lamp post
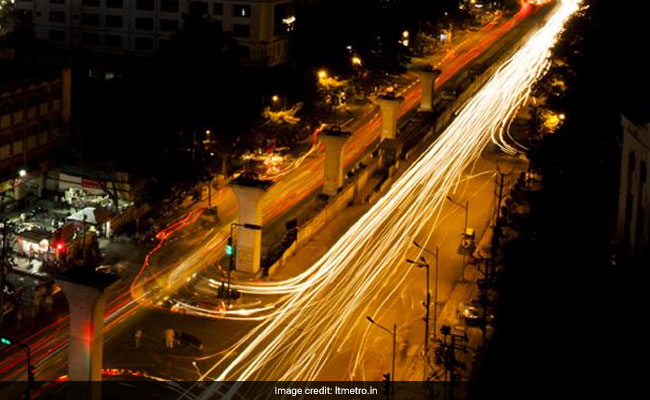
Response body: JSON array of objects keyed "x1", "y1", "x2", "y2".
[
  {"x1": 192, "y1": 361, "x2": 202, "y2": 381},
  {"x1": 413, "y1": 241, "x2": 439, "y2": 343},
  {"x1": 446, "y1": 196, "x2": 468, "y2": 230},
  {"x1": 227, "y1": 223, "x2": 262, "y2": 303},
  {"x1": 446, "y1": 196, "x2": 469, "y2": 279},
  {"x1": 406, "y1": 256, "x2": 430, "y2": 381},
  {"x1": 366, "y1": 316, "x2": 396, "y2": 399}
]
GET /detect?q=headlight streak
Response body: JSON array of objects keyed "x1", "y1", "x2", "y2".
[{"x1": 181, "y1": 1, "x2": 582, "y2": 393}]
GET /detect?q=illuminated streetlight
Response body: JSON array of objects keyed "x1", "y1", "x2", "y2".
[
  {"x1": 351, "y1": 56, "x2": 362, "y2": 67},
  {"x1": 402, "y1": 30, "x2": 409, "y2": 39},
  {"x1": 272, "y1": 95, "x2": 280, "y2": 103},
  {"x1": 318, "y1": 69, "x2": 328, "y2": 79},
  {"x1": 18, "y1": 169, "x2": 26, "y2": 178}
]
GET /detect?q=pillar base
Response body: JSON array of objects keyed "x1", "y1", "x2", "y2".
[{"x1": 230, "y1": 177, "x2": 272, "y2": 274}]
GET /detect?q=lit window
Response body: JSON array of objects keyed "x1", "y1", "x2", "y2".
[{"x1": 233, "y1": 4, "x2": 251, "y2": 18}]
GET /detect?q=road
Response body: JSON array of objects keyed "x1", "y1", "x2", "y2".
[
  {"x1": 188, "y1": 0, "x2": 582, "y2": 394},
  {"x1": 0, "y1": 0, "x2": 549, "y2": 389}
]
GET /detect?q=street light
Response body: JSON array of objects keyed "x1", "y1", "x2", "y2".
[
  {"x1": 446, "y1": 196, "x2": 470, "y2": 279},
  {"x1": 317, "y1": 69, "x2": 328, "y2": 80},
  {"x1": 406, "y1": 256, "x2": 431, "y2": 381},
  {"x1": 366, "y1": 316, "x2": 397, "y2": 398},
  {"x1": 446, "y1": 196, "x2": 468, "y2": 229},
  {"x1": 192, "y1": 361, "x2": 202, "y2": 380},
  {"x1": 18, "y1": 169, "x2": 27, "y2": 178},
  {"x1": 351, "y1": 56, "x2": 362, "y2": 67},
  {"x1": 271, "y1": 95, "x2": 280, "y2": 103}
]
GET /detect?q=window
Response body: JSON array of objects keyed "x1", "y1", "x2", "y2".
[
  {"x1": 159, "y1": 39, "x2": 171, "y2": 52},
  {"x1": 106, "y1": 0, "x2": 123, "y2": 8},
  {"x1": 212, "y1": 3, "x2": 223, "y2": 15},
  {"x1": 232, "y1": 24, "x2": 250, "y2": 38},
  {"x1": 105, "y1": 15, "x2": 123, "y2": 27},
  {"x1": 159, "y1": 19, "x2": 178, "y2": 32},
  {"x1": 161, "y1": 0, "x2": 179, "y2": 12},
  {"x1": 135, "y1": 37, "x2": 154, "y2": 50},
  {"x1": 49, "y1": 0, "x2": 66, "y2": 4},
  {"x1": 49, "y1": 30, "x2": 65, "y2": 42},
  {"x1": 105, "y1": 34, "x2": 122, "y2": 48},
  {"x1": 135, "y1": 18, "x2": 154, "y2": 30},
  {"x1": 82, "y1": 32, "x2": 100, "y2": 46},
  {"x1": 236, "y1": 45, "x2": 249, "y2": 59},
  {"x1": 27, "y1": 94, "x2": 38, "y2": 108},
  {"x1": 232, "y1": 4, "x2": 251, "y2": 18},
  {"x1": 49, "y1": 11, "x2": 65, "y2": 23},
  {"x1": 135, "y1": 0, "x2": 154, "y2": 11},
  {"x1": 192, "y1": 1, "x2": 208, "y2": 14},
  {"x1": 82, "y1": 14, "x2": 100, "y2": 26},
  {"x1": 82, "y1": 0, "x2": 99, "y2": 6},
  {"x1": 0, "y1": 102, "x2": 11, "y2": 116}
]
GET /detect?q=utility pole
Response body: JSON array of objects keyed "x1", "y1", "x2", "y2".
[
  {"x1": 494, "y1": 166, "x2": 512, "y2": 225},
  {"x1": 437, "y1": 325, "x2": 470, "y2": 400},
  {"x1": 434, "y1": 247, "x2": 439, "y2": 343}
]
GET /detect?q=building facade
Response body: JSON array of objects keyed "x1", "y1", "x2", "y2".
[
  {"x1": 0, "y1": 67, "x2": 71, "y2": 207},
  {"x1": 15, "y1": 0, "x2": 295, "y2": 66},
  {"x1": 617, "y1": 114, "x2": 650, "y2": 264}
]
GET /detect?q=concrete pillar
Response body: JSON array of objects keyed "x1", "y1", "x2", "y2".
[
  {"x1": 377, "y1": 94, "x2": 404, "y2": 141},
  {"x1": 56, "y1": 267, "x2": 119, "y2": 400},
  {"x1": 320, "y1": 126, "x2": 351, "y2": 196},
  {"x1": 230, "y1": 177, "x2": 272, "y2": 274},
  {"x1": 417, "y1": 66, "x2": 442, "y2": 112},
  {"x1": 380, "y1": 138, "x2": 404, "y2": 171}
]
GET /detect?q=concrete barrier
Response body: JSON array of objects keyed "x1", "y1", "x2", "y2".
[{"x1": 267, "y1": 156, "x2": 381, "y2": 276}]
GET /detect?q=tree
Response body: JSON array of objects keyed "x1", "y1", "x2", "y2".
[
  {"x1": 0, "y1": 1, "x2": 37, "y2": 55},
  {"x1": 255, "y1": 103, "x2": 308, "y2": 147}
]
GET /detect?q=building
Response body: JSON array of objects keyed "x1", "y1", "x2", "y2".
[
  {"x1": 617, "y1": 114, "x2": 650, "y2": 264},
  {"x1": 15, "y1": 0, "x2": 296, "y2": 67},
  {"x1": 0, "y1": 65, "x2": 71, "y2": 209}
]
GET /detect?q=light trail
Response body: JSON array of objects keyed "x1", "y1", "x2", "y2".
[
  {"x1": 191, "y1": 0, "x2": 582, "y2": 390},
  {"x1": 126, "y1": 3, "x2": 535, "y2": 322}
]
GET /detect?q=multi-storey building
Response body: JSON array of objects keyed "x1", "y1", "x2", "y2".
[
  {"x1": 15, "y1": 0, "x2": 296, "y2": 66},
  {"x1": 0, "y1": 66, "x2": 71, "y2": 206}
]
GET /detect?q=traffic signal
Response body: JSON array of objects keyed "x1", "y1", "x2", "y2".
[
  {"x1": 226, "y1": 237, "x2": 233, "y2": 256},
  {"x1": 0, "y1": 337, "x2": 12, "y2": 345},
  {"x1": 381, "y1": 372, "x2": 390, "y2": 399}
]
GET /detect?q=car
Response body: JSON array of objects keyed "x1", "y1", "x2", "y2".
[
  {"x1": 441, "y1": 87, "x2": 461, "y2": 100},
  {"x1": 462, "y1": 299, "x2": 494, "y2": 327}
]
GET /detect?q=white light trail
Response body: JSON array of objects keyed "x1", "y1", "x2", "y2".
[{"x1": 189, "y1": 0, "x2": 581, "y2": 391}]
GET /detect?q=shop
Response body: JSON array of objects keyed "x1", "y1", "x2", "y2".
[{"x1": 66, "y1": 207, "x2": 114, "y2": 239}]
